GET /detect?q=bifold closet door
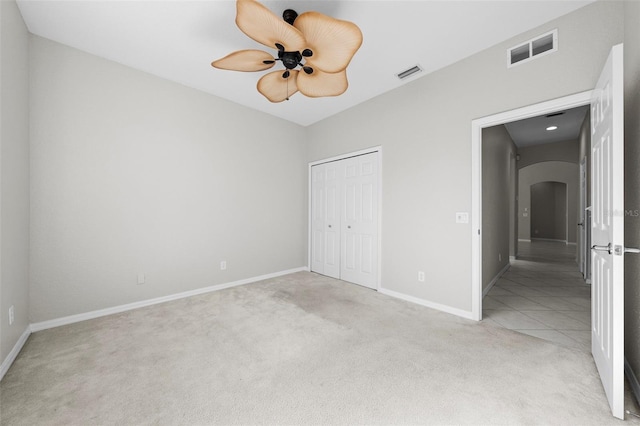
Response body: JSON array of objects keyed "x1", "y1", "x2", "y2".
[
  {"x1": 311, "y1": 161, "x2": 341, "y2": 279},
  {"x1": 340, "y1": 153, "x2": 378, "y2": 289},
  {"x1": 311, "y1": 152, "x2": 378, "y2": 289}
]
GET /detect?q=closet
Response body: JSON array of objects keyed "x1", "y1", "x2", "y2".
[{"x1": 311, "y1": 151, "x2": 379, "y2": 289}]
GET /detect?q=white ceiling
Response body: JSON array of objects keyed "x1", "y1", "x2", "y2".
[
  {"x1": 16, "y1": 0, "x2": 594, "y2": 127},
  {"x1": 504, "y1": 105, "x2": 589, "y2": 148}
]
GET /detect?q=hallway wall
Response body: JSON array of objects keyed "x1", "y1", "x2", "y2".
[
  {"x1": 481, "y1": 125, "x2": 516, "y2": 292},
  {"x1": 530, "y1": 181, "x2": 567, "y2": 241}
]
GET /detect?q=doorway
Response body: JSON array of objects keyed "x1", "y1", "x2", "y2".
[
  {"x1": 472, "y1": 43, "x2": 626, "y2": 419},
  {"x1": 480, "y1": 119, "x2": 588, "y2": 348},
  {"x1": 530, "y1": 181, "x2": 567, "y2": 243},
  {"x1": 471, "y1": 90, "x2": 592, "y2": 321}
]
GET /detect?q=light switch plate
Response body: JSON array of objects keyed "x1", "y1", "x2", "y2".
[{"x1": 455, "y1": 212, "x2": 469, "y2": 224}]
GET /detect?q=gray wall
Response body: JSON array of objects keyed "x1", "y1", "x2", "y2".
[
  {"x1": 577, "y1": 112, "x2": 591, "y2": 273},
  {"x1": 0, "y1": 0, "x2": 30, "y2": 363},
  {"x1": 517, "y1": 139, "x2": 579, "y2": 169},
  {"x1": 518, "y1": 162, "x2": 578, "y2": 243},
  {"x1": 306, "y1": 1, "x2": 623, "y2": 313},
  {"x1": 29, "y1": 37, "x2": 307, "y2": 322},
  {"x1": 530, "y1": 181, "x2": 567, "y2": 241},
  {"x1": 623, "y1": 0, "x2": 640, "y2": 401},
  {"x1": 481, "y1": 125, "x2": 515, "y2": 292}
]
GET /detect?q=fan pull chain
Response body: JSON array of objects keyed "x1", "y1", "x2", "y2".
[{"x1": 286, "y1": 75, "x2": 289, "y2": 101}]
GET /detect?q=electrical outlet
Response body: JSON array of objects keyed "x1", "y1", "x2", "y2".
[
  {"x1": 418, "y1": 271, "x2": 425, "y2": 282},
  {"x1": 8, "y1": 305, "x2": 14, "y2": 325},
  {"x1": 137, "y1": 273, "x2": 145, "y2": 285},
  {"x1": 220, "y1": 261, "x2": 227, "y2": 270}
]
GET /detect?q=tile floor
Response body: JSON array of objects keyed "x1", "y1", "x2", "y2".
[{"x1": 483, "y1": 240, "x2": 591, "y2": 351}]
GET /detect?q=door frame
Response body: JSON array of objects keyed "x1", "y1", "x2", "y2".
[
  {"x1": 470, "y1": 91, "x2": 592, "y2": 321},
  {"x1": 579, "y1": 157, "x2": 587, "y2": 274},
  {"x1": 307, "y1": 146, "x2": 383, "y2": 290}
]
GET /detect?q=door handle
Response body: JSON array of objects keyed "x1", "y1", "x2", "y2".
[
  {"x1": 592, "y1": 243, "x2": 612, "y2": 254},
  {"x1": 591, "y1": 243, "x2": 640, "y2": 255},
  {"x1": 578, "y1": 222, "x2": 584, "y2": 227},
  {"x1": 613, "y1": 245, "x2": 640, "y2": 255}
]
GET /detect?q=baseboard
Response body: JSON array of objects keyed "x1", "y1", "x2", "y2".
[
  {"x1": 509, "y1": 256, "x2": 517, "y2": 261},
  {"x1": 625, "y1": 357, "x2": 640, "y2": 406},
  {"x1": 30, "y1": 267, "x2": 307, "y2": 332},
  {"x1": 0, "y1": 326, "x2": 31, "y2": 382},
  {"x1": 483, "y1": 262, "x2": 511, "y2": 298},
  {"x1": 379, "y1": 288, "x2": 474, "y2": 320},
  {"x1": 518, "y1": 239, "x2": 531, "y2": 243},
  {"x1": 531, "y1": 238, "x2": 567, "y2": 243}
]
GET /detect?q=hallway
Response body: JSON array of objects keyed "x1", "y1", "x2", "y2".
[{"x1": 483, "y1": 240, "x2": 590, "y2": 351}]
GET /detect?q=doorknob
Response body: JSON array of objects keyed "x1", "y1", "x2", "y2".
[
  {"x1": 592, "y1": 243, "x2": 612, "y2": 254},
  {"x1": 578, "y1": 222, "x2": 584, "y2": 227}
]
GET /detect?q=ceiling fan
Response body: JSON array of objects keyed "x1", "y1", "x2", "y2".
[{"x1": 212, "y1": 0, "x2": 363, "y2": 103}]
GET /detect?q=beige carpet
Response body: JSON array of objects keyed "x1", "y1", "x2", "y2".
[{"x1": 1, "y1": 271, "x2": 638, "y2": 425}]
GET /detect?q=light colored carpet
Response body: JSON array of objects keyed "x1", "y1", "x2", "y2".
[{"x1": 1, "y1": 271, "x2": 638, "y2": 425}]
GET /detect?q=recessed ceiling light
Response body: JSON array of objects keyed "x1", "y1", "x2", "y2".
[{"x1": 546, "y1": 126, "x2": 558, "y2": 131}]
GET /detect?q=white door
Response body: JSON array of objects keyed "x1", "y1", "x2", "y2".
[
  {"x1": 310, "y1": 152, "x2": 379, "y2": 289},
  {"x1": 590, "y1": 43, "x2": 624, "y2": 420},
  {"x1": 311, "y1": 161, "x2": 341, "y2": 279},
  {"x1": 340, "y1": 153, "x2": 378, "y2": 289}
]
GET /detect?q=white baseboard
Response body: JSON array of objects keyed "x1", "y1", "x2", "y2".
[
  {"x1": 379, "y1": 288, "x2": 474, "y2": 320},
  {"x1": 483, "y1": 262, "x2": 511, "y2": 298},
  {"x1": 0, "y1": 326, "x2": 31, "y2": 382},
  {"x1": 509, "y1": 256, "x2": 517, "y2": 261},
  {"x1": 626, "y1": 357, "x2": 640, "y2": 406},
  {"x1": 531, "y1": 238, "x2": 567, "y2": 243},
  {"x1": 30, "y1": 267, "x2": 307, "y2": 332},
  {"x1": 518, "y1": 239, "x2": 531, "y2": 242}
]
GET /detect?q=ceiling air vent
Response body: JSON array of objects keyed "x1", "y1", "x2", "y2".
[
  {"x1": 397, "y1": 65, "x2": 422, "y2": 80},
  {"x1": 508, "y1": 29, "x2": 557, "y2": 68}
]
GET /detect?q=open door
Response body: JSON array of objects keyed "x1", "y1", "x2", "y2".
[{"x1": 590, "y1": 43, "x2": 624, "y2": 419}]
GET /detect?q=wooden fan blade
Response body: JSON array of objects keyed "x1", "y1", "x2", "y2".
[
  {"x1": 297, "y1": 66, "x2": 348, "y2": 98},
  {"x1": 294, "y1": 12, "x2": 362, "y2": 73},
  {"x1": 236, "y1": 0, "x2": 305, "y2": 52},
  {"x1": 257, "y1": 70, "x2": 299, "y2": 103},
  {"x1": 212, "y1": 50, "x2": 276, "y2": 72}
]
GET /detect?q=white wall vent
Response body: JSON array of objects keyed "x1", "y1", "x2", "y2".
[
  {"x1": 507, "y1": 29, "x2": 557, "y2": 68},
  {"x1": 397, "y1": 65, "x2": 422, "y2": 80}
]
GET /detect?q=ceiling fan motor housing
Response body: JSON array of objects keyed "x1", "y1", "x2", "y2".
[{"x1": 279, "y1": 50, "x2": 302, "y2": 69}]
